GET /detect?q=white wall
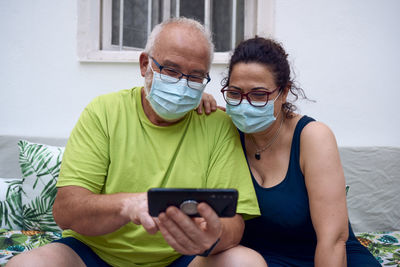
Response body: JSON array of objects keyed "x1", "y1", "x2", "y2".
[{"x1": 1, "y1": 0, "x2": 399, "y2": 146}]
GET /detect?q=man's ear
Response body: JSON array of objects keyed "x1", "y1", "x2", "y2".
[{"x1": 139, "y1": 52, "x2": 149, "y2": 77}]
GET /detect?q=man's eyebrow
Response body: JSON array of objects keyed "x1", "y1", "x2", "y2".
[
  {"x1": 162, "y1": 59, "x2": 207, "y2": 75},
  {"x1": 163, "y1": 59, "x2": 180, "y2": 69},
  {"x1": 190, "y1": 69, "x2": 208, "y2": 76}
]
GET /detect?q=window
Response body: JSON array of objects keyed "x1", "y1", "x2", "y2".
[{"x1": 78, "y1": 0, "x2": 275, "y2": 63}]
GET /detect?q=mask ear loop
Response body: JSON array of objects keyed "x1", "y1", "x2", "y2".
[{"x1": 272, "y1": 89, "x2": 283, "y2": 119}]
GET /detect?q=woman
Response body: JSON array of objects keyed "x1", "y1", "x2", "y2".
[{"x1": 192, "y1": 37, "x2": 380, "y2": 266}]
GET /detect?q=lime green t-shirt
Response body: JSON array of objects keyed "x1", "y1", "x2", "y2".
[{"x1": 57, "y1": 87, "x2": 259, "y2": 267}]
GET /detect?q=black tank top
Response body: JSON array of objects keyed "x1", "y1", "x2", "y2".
[{"x1": 239, "y1": 116, "x2": 378, "y2": 266}]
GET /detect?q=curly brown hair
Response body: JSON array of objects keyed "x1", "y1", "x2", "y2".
[{"x1": 222, "y1": 37, "x2": 310, "y2": 117}]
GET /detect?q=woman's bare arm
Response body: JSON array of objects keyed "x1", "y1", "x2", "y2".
[{"x1": 300, "y1": 121, "x2": 349, "y2": 267}]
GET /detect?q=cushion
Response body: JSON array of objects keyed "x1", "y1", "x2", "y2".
[
  {"x1": 18, "y1": 140, "x2": 64, "y2": 232},
  {"x1": 0, "y1": 228, "x2": 61, "y2": 265},
  {"x1": 356, "y1": 231, "x2": 400, "y2": 265},
  {"x1": 0, "y1": 179, "x2": 23, "y2": 230}
]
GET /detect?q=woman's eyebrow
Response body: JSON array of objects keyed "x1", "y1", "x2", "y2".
[
  {"x1": 229, "y1": 85, "x2": 270, "y2": 91},
  {"x1": 251, "y1": 87, "x2": 270, "y2": 91},
  {"x1": 229, "y1": 85, "x2": 243, "y2": 91}
]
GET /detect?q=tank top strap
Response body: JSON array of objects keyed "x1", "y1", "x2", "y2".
[{"x1": 290, "y1": 115, "x2": 316, "y2": 163}]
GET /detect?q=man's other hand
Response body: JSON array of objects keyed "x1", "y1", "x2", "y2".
[{"x1": 156, "y1": 202, "x2": 222, "y2": 255}]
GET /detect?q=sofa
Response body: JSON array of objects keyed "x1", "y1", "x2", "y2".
[{"x1": 0, "y1": 135, "x2": 399, "y2": 266}]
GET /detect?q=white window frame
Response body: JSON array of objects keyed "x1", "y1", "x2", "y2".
[{"x1": 77, "y1": 0, "x2": 275, "y2": 64}]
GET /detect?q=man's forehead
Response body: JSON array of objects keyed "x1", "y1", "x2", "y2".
[
  {"x1": 162, "y1": 23, "x2": 196, "y2": 35},
  {"x1": 156, "y1": 24, "x2": 208, "y2": 48},
  {"x1": 152, "y1": 24, "x2": 210, "y2": 71}
]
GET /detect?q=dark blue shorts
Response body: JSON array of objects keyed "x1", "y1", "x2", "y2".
[{"x1": 53, "y1": 237, "x2": 195, "y2": 267}]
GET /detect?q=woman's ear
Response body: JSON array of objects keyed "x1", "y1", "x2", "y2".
[
  {"x1": 281, "y1": 83, "x2": 291, "y2": 103},
  {"x1": 139, "y1": 52, "x2": 149, "y2": 77}
]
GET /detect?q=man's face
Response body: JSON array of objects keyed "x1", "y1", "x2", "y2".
[{"x1": 145, "y1": 24, "x2": 211, "y2": 91}]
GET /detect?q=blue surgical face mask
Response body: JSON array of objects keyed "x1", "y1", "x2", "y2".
[
  {"x1": 226, "y1": 92, "x2": 281, "y2": 133},
  {"x1": 146, "y1": 70, "x2": 205, "y2": 121}
]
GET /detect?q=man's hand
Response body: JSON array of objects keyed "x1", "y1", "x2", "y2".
[
  {"x1": 120, "y1": 192, "x2": 159, "y2": 234},
  {"x1": 156, "y1": 202, "x2": 222, "y2": 255}
]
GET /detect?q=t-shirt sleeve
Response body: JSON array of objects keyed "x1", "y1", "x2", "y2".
[
  {"x1": 206, "y1": 113, "x2": 260, "y2": 220},
  {"x1": 57, "y1": 97, "x2": 110, "y2": 193}
]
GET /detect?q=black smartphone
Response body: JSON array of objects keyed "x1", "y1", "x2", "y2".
[{"x1": 147, "y1": 188, "x2": 238, "y2": 217}]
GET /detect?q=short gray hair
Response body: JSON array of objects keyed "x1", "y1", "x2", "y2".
[{"x1": 144, "y1": 17, "x2": 214, "y2": 65}]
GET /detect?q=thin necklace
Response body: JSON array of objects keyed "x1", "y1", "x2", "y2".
[{"x1": 249, "y1": 117, "x2": 284, "y2": 160}]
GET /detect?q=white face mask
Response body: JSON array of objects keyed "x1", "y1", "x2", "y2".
[
  {"x1": 146, "y1": 69, "x2": 205, "y2": 120},
  {"x1": 226, "y1": 91, "x2": 281, "y2": 133}
]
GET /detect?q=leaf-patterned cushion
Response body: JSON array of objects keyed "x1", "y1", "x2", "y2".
[
  {"x1": 0, "y1": 228, "x2": 62, "y2": 266},
  {"x1": 18, "y1": 140, "x2": 64, "y2": 232},
  {"x1": 0, "y1": 179, "x2": 23, "y2": 230},
  {"x1": 356, "y1": 231, "x2": 400, "y2": 265},
  {"x1": 0, "y1": 230, "x2": 398, "y2": 266}
]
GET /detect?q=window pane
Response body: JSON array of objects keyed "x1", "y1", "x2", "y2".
[
  {"x1": 170, "y1": 0, "x2": 177, "y2": 17},
  {"x1": 212, "y1": 0, "x2": 244, "y2": 52},
  {"x1": 110, "y1": 0, "x2": 244, "y2": 52},
  {"x1": 236, "y1": 0, "x2": 244, "y2": 47},
  {"x1": 212, "y1": 0, "x2": 231, "y2": 52},
  {"x1": 112, "y1": 0, "x2": 148, "y2": 48},
  {"x1": 111, "y1": 0, "x2": 120, "y2": 46},
  {"x1": 180, "y1": 0, "x2": 204, "y2": 24},
  {"x1": 151, "y1": 0, "x2": 162, "y2": 29},
  {"x1": 123, "y1": 0, "x2": 148, "y2": 48}
]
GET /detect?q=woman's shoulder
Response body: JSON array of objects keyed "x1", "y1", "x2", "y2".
[
  {"x1": 298, "y1": 116, "x2": 339, "y2": 157},
  {"x1": 300, "y1": 117, "x2": 336, "y2": 143}
]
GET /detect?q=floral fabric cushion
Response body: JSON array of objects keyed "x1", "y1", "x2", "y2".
[
  {"x1": 356, "y1": 231, "x2": 400, "y2": 265},
  {"x1": 0, "y1": 179, "x2": 23, "y2": 230},
  {"x1": 18, "y1": 140, "x2": 64, "y2": 232},
  {"x1": 0, "y1": 229, "x2": 398, "y2": 267},
  {"x1": 0, "y1": 228, "x2": 61, "y2": 266}
]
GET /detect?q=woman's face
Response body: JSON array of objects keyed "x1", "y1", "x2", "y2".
[{"x1": 229, "y1": 62, "x2": 281, "y2": 109}]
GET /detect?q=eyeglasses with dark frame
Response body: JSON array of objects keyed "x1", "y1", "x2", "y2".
[
  {"x1": 149, "y1": 56, "x2": 211, "y2": 90},
  {"x1": 221, "y1": 86, "x2": 280, "y2": 107}
]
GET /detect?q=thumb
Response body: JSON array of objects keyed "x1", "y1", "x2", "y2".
[{"x1": 197, "y1": 202, "x2": 221, "y2": 237}]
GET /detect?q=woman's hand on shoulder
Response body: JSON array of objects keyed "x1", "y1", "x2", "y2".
[{"x1": 196, "y1": 92, "x2": 226, "y2": 115}]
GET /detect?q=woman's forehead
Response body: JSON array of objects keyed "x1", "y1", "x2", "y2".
[{"x1": 230, "y1": 62, "x2": 276, "y2": 88}]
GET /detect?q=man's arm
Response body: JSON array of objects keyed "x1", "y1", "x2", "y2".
[
  {"x1": 53, "y1": 185, "x2": 158, "y2": 236},
  {"x1": 211, "y1": 215, "x2": 244, "y2": 254}
]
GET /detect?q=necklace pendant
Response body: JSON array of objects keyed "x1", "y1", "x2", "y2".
[{"x1": 255, "y1": 153, "x2": 261, "y2": 160}]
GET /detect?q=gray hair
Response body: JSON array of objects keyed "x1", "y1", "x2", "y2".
[{"x1": 144, "y1": 17, "x2": 214, "y2": 66}]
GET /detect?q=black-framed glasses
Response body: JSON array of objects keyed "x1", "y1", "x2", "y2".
[
  {"x1": 149, "y1": 56, "x2": 211, "y2": 90},
  {"x1": 221, "y1": 86, "x2": 280, "y2": 107}
]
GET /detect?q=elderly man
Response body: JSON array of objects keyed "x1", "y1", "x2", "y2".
[{"x1": 7, "y1": 17, "x2": 259, "y2": 267}]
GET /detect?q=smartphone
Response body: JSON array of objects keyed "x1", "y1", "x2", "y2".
[{"x1": 147, "y1": 188, "x2": 238, "y2": 217}]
